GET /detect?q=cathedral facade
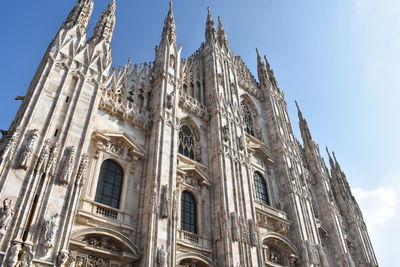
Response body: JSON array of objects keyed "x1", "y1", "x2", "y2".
[{"x1": 0, "y1": 1, "x2": 378, "y2": 266}]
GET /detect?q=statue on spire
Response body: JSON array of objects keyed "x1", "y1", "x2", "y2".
[
  {"x1": 161, "y1": 0, "x2": 176, "y2": 45},
  {"x1": 205, "y1": 7, "x2": 217, "y2": 42}
]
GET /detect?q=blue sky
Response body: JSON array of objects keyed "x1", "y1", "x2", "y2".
[{"x1": 0, "y1": 0, "x2": 398, "y2": 265}]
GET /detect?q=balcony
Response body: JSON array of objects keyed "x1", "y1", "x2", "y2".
[
  {"x1": 77, "y1": 198, "x2": 135, "y2": 233},
  {"x1": 177, "y1": 230, "x2": 212, "y2": 253},
  {"x1": 255, "y1": 202, "x2": 290, "y2": 234}
]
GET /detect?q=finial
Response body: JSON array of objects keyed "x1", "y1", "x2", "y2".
[
  {"x1": 207, "y1": 6, "x2": 211, "y2": 14},
  {"x1": 218, "y1": 16, "x2": 223, "y2": 25},
  {"x1": 295, "y1": 100, "x2": 300, "y2": 112},
  {"x1": 256, "y1": 48, "x2": 260, "y2": 57},
  {"x1": 169, "y1": 0, "x2": 173, "y2": 9}
]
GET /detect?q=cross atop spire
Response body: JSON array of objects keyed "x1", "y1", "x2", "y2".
[
  {"x1": 205, "y1": 7, "x2": 217, "y2": 42},
  {"x1": 89, "y1": 0, "x2": 116, "y2": 45},
  {"x1": 161, "y1": 0, "x2": 176, "y2": 45}
]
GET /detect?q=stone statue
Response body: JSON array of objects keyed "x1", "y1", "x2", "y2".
[
  {"x1": 248, "y1": 219, "x2": 258, "y2": 247},
  {"x1": 57, "y1": 250, "x2": 69, "y2": 267},
  {"x1": 44, "y1": 213, "x2": 60, "y2": 253},
  {"x1": 59, "y1": 146, "x2": 75, "y2": 185},
  {"x1": 46, "y1": 142, "x2": 60, "y2": 177},
  {"x1": 1, "y1": 127, "x2": 20, "y2": 162},
  {"x1": 18, "y1": 129, "x2": 38, "y2": 169},
  {"x1": 231, "y1": 212, "x2": 240, "y2": 242},
  {"x1": 7, "y1": 243, "x2": 22, "y2": 267},
  {"x1": 76, "y1": 154, "x2": 89, "y2": 186},
  {"x1": 35, "y1": 140, "x2": 52, "y2": 173},
  {"x1": 238, "y1": 135, "x2": 245, "y2": 151},
  {"x1": 160, "y1": 185, "x2": 169, "y2": 219},
  {"x1": 157, "y1": 245, "x2": 167, "y2": 267},
  {"x1": 0, "y1": 198, "x2": 14, "y2": 239},
  {"x1": 222, "y1": 125, "x2": 230, "y2": 142},
  {"x1": 166, "y1": 91, "x2": 175, "y2": 109},
  {"x1": 20, "y1": 245, "x2": 34, "y2": 267},
  {"x1": 75, "y1": 257, "x2": 84, "y2": 267}
]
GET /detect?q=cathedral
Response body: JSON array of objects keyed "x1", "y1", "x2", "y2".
[{"x1": 0, "y1": 0, "x2": 378, "y2": 266}]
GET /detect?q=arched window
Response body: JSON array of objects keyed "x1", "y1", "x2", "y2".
[
  {"x1": 241, "y1": 101, "x2": 255, "y2": 136},
  {"x1": 178, "y1": 125, "x2": 195, "y2": 160},
  {"x1": 181, "y1": 191, "x2": 197, "y2": 234},
  {"x1": 95, "y1": 159, "x2": 123, "y2": 209},
  {"x1": 254, "y1": 172, "x2": 270, "y2": 205}
]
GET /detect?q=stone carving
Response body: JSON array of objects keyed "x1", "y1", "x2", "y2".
[
  {"x1": 75, "y1": 256, "x2": 85, "y2": 267},
  {"x1": 231, "y1": 212, "x2": 240, "y2": 242},
  {"x1": 59, "y1": 146, "x2": 75, "y2": 185},
  {"x1": 248, "y1": 219, "x2": 257, "y2": 247},
  {"x1": 166, "y1": 91, "x2": 175, "y2": 109},
  {"x1": 238, "y1": 135, "x2": 245, "y2": 151},
  {"x1": 35, "y1": 140, "x2": 52, "y2": 173},
  {"x1": 157, "y1": 245, "x2": 167, "y2": 267},
  {"x1": 267, "y1": 246, "x2": 283, "y2": 264},
  {"x1": 18, "y1": 129, "x2": 38, "y2": 169},
  {"x1": 66, "y1": 251, "x2": 77, "y2": 267},
  {"x1": 46, "y1": 142, "x2": 60, "y2": 177},
  {"x1": 88, "y1": 255, "x2": 110, "y2": 267},
  {"x1": 1, "y1": 127, "x2": 20, "y2": 162},
  {"x1": 160, "y1": 185, "x2": 169, "y2": 219},
  {"x1": 0, "y1": 198, "x2": 14, "y2": 239},
  {"x1": 76, "y1": 154, "x2": 89, "y2": 186},
  {"x1": 7, "y1": 243, "x2": 22, "y2": 267},
  {"x1": 44, "y1": 213, "x2": 60, "y2": 253},
  {"x1": 222, "y1": 125, "x2": 230, "y2": 142},
  {"x1": 178, "y1": 92, "x2": 209, "y2": 122},
  {"x1": 84, "y1": 235, "x2": 122, "y2": 252},
  {"x1": 20, "y1": 245, "x2": 34, "y2": 267},
  {"x1": 57, "y1": 250, "x2": 69, "y2": 267},
  {"x1": 195, "y1": 144, "x2": 202, "y2": 162}
]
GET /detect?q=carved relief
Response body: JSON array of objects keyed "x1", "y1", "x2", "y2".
[
  {"x1": 267, "y1": 246, "x2": 283, "y2": 265},
  {"x1": 57, "y1": 250, "x2": 69, "y2": 267},
  {"x1": 87, "y1": 255, "x2": 110, "y2": 267},
  {"x1": 18, "y1": 129, "x2": 38, "y2": 169},
  {"x1": 231, "y1": 212, "x2": 240, "y2": 242},
  {"x1": 160, "y1": 185, "x2": 169, "y2": 219},
  {"x1": 59, "y1": 146, "x2": 75, "y2": 185},
  {"x1": 76, "y1": 154, "x2": 89, "y2": 187},
  {"x1": 0, "y1": 198, "x2": 14, "y2": 239},
  {"x1": 44, "y1": 213, "x2": 60, "y2": 254},
  {"x1": 84, "y1": 235, "x2": 122, "y2": 252}
]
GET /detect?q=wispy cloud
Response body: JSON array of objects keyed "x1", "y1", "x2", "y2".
[{"x1": 353, "y1": 187, "x2": 397, "y2": 228}]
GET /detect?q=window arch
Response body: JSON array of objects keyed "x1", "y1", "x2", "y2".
[
  {"x1": 178, "y1": 125, "x2": 195, "y2": 160},
  {"x1": 181, "y1": 191, "x2": 197, "y2": 234},
  {"x1": 254, "y1": 172, "x2": 270, "y2": 205},
  {"x1": 95, "y1": 159, "x2": 123, "y2": 209},
  {"x1": 241, "y1": 101, "x2": 255, "y2": 136}
]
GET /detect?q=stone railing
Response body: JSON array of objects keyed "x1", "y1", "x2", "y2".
[
  {"x1": 177, "y1": 230, "x2": 212, "y2": 251},
  {"x1": 99, "y1": 89, "x2": 151, "y2": 130},
  {"x1": 255, "y1": 203, "x2": 290, "y2": 234},
  {"x1": 79, "y1": 198, "x2": 133, "y2": 226},
  {"x1": 178, "y1": 92, "x2": 210, "y2": 121}
]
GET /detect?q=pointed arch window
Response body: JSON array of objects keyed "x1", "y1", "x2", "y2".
[
  {"x1": 254, "y1": 172, "x2": 270, "y2": 205},
  {"x1": 181, "y1": 191, "x2": 197, "y2": 234},
  {"x1": 241, "y1": 101, "x2": 255, "y2": 136},
  {"x1": 95, "y1": 159, "x2": 123, "y2": 209},
  {"x1": 178, "y1": 125, "x2": 195, "y2": 160}
]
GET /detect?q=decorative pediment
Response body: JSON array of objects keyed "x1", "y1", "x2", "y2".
[
  {"x1": 246, "y1": 134, "x2": 274, "y2": 167},
  {"x1": 92, "y1": 130, "x2": 144, "y2": 160},
  {"x1": 177, "y1": 154, "x2": 210, "y2": 186}
]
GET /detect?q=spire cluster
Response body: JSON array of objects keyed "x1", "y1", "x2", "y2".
[
  {"x1": 63, "y1": 0, "x2": 94, "y2": 33},
  {"x1": 161, "y1": 0, "x2": 177, "y2": 45},
  {"x1": 89, "y1": 0, "x2": 117, "y2": 45}
]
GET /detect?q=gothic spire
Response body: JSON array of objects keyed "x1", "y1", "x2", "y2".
[
  {"x1": 217, "y1": 16, "x2": 229, "y2": 49},
  {"x1": 89, "y1": 0, "x2": 116, "y2": 45},
  {"x1": 161, "y1": 0, "x2": 176, "y2": 45},
  {"x1": 296, "y1": 101, "x2": 313, "y2": 146},
  {"x1": 256, "y1": 48, "x2": 267, "y2": 86},
  {"x1": 63, "y1": 0, "x2": 94, "y2": 34},
  {"x1": 326, "y1": 147, "x2": 336, "y2": 170},
  {"x1": 205, "y1": 7, "x2": 217, "y2": 43}
]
